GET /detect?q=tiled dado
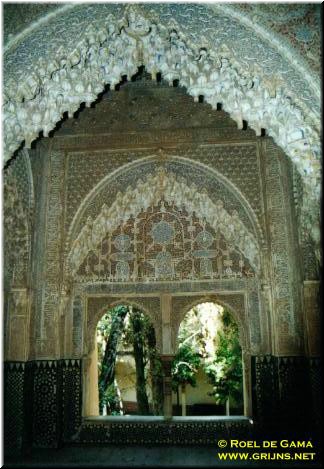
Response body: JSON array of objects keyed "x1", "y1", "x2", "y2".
[
  {"x1": 3, "y1": 355, "x2": 320, "y2": 451},
  {"x1": 78, "y1": 417, "x2": 252, "y2": 445},
  {"x1": 4, "y1": 359, "x2": 82, "y2": 451},
  {"x1": 251, "y1": 355, "x2": 318, "y2": 433}
]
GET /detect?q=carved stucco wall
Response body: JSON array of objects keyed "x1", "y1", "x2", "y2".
[
  {"x1": 261, "y1": 139, "x2": 304, "y2": 354},
  {"x1": 2, "y1": 4, "x2": 321, "y2": 258},
  {"x1": 67, "y1": 163, "x2": 261, "y2": 275},
  {"x1": 2, "y1": 65, "x2": 316, "y2": 370},
  {"x1": 2, "y1": 10, "x2": 321, "y2": 449},
  {"x1": 3, "y1": 150, "x2": 34, "y2": 361},
  {"x1": 3, "y1": 77, "x2": 309, "y2": 362},
  {"x1": 4, "y1": 4, "x2": 321, "y2": 76}
]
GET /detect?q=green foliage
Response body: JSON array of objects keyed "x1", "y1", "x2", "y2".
[
  {"x1": 129, "y1": 309, "x2": 150, "y2": 414},
  {"x1": 98, "y1": 305, "x2": 129, "y2": 413},
  {"x1": 171, "y1": 343, "x2": 201, "y2": 390},
  {"x1": 122, "y1": 309, "x2": 164, "y2": 401},
  {"x1": 204, "y1": 310, "x2": 243, "y2": 405},
  {"x1": 99, "y1": 383, "x2": 122, "y2": 415},
  {"x1": 177, "y1": 307, "x2": 206, "y2": 356},
  {"x1": 97, "y1": 304, "x2": 163, "y2": 415},
  {"x1": 149, "y1": 351, "x2": 163, "y2": 380},
  {"x1": 122, "y1": 310, "x2": 151, "y2": 355},
  {"x1": 97, "y1": 313, "x2": 112, "y2": 338}
]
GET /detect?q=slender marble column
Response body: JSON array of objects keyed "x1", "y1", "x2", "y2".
[
  {"x1": 83, "y1": 338, "x2": 99, "y2": 416},
  {"x1": 161, "y1": 354, "x2": 174, "y2": 419}
]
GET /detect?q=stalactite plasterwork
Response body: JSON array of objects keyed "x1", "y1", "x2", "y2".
[
  {"x1": 68, "y1": 168, "x2": 259, "y2": 278},
  {"x1": 2, "y1": 6, "x2": 320, "y2": 251}
]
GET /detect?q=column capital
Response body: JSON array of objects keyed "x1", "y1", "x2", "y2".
[
  {"x1": 160, "y1": 353, "x2": 174, "y2": 361},
  {"x1": 160, "y1": 354, "x2": 174, "y2": 374}
]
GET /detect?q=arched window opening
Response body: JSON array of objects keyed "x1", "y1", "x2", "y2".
[
  {"x1": 173, "y1": 302, "x2": 244, "y2": 416},
  {"x1": 96, "y1": 304, "x2": 163, "y2": 416}
]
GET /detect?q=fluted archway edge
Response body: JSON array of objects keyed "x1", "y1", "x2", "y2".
[{"x1": 3, "y1": 3, "x2": 321, "y2": 254}]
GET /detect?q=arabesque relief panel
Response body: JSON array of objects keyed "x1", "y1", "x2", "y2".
[
  {"x1": 4, "y1": 77, "x2": 313, "y2": 362},
  {"x1": 2, "y1": 4, "x2": 321, "y2": 452}
]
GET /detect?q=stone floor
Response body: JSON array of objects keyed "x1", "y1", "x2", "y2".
[{"x1": 4, "y1": 445, "x2": 322, "y2": 468}]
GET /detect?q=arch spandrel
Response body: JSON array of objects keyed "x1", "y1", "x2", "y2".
[
  {"x1": 65, "y1": 154, "x2": 265, "y2": 252},
  {"x1": 3, "y1": 4, "x2": 321, "y2": 250},
  {"x1": 67, "y1": 165, "x2": 262, "y2": 277}
]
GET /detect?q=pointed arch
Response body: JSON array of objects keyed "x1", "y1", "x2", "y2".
[
  {"x1": 3, "y1": 4, "x2": 320, "y2": 248},
  {"x1": 87, "y1": 298, "x2": 160, "y2": 356},
  {"x1": 174, "y1": 297, "x2": 249, "y2": 354},
  {"x1": 66, "y1": 158, "x2": 263, "y2": 275}
]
